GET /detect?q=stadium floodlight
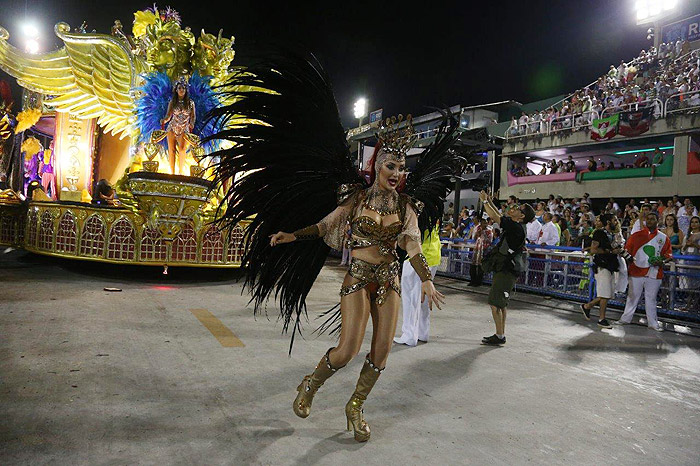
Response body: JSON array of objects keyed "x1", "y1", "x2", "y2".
[
  {"x1": 353, "y1": 98, "x2": 367, "y2": 120},
  {"x1": 635, "y1": 0, "x2": 679, "y2": 23}
]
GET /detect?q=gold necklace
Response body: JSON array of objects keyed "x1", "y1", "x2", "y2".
[{"x1": 365, "y1": 185, "x2": 399, "y2": 216}]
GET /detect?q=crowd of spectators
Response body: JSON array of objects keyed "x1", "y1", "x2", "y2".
[
  {"x1": 509, "y1": 148, "x2": 667, "y2": 178},
  {"x1": 507, "y1": 40, "x2": 700, "y2": 139},
  {"x1": 441, "y1": 194, "x2": 699, "y2": 252},
  {"x1": 440, "y1": 194, "x2": 700, "y2": 317}
]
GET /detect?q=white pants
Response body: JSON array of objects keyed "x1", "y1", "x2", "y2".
[
  {"x1": 396, "y1": 264, "x2": 438, "y2": 346},
  {"x1": 614, "y1": 257, "x2": 628, "y2": 294},
  {"x1": 619, "y1": 276, "x2": 662, "y2": 328}
]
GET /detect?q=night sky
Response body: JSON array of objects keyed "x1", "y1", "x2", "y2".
[{"x1": 0, "y1": 1, "x2": 682, "y2": 127}]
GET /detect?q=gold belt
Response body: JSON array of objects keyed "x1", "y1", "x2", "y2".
[{"x1": 340, "y1": 258, "x2": 401, "y2": 306}]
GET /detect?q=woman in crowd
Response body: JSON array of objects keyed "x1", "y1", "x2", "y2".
[
  {"x1": 662, "y1": 199, "x2": 676, "y2": 218},
  {"x1": 558, "y1": 216, "x2": 571, "y2": 246},
  {"x1": 662, "y1": 213, "x2": 684, "y2": 253},
  {"x1": 678, "y1": 200, "x2": 698, "y2": 235},
  {"x1": 535, "y1": 202, "x2": 547, "y2": 224}
]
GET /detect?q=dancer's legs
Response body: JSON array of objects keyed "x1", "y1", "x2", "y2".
[
  {"x1": 166, "y1": 131, "x2": 177, "y2": 175},
  {"x1": 293, "y1": 274, "x2": 370, "y2": 418},
  {"x1": 328, "y1": 274, "x2": 372, "y2": 368},
  {"x1": 177, "y1": 137, "x2": 189, "y2": 176},
  {"x1": 345, "y1": 287, "x2": 399, "y2": 442},
  {"x1": 369, "y1": 289, "x2": 400, "y2": 368}
]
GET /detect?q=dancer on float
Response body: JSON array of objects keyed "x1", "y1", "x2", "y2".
[
  {"x1": 206, "y1": 51, "x2": 461, "y2": 442},
  {"x1": 161, "y1": 76, "x2": 196, "y2": 175}
]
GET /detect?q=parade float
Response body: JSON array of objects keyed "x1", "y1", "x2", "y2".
[{"x1": 0, "y1": 5, "x2": 248, "y2": 268}]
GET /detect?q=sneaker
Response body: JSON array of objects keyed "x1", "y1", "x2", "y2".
[
  {"x1": 613, "y1": 320, "x2": 630, "y2": 326},
  {"x1": 580, "y1": 304, "x2": 591, "y2": 320},
  {"x1": 598, "y1": 319, "x2": 612, "y2": 329},
  {"x1": 393, "y1": 336, "x2": 416, "y2": 346},
  {"x1": 482, "y1": 335, "x2": 506, "y2": 345},
  {"x1": 650, "y1": 325, "x2": 664, "y2": 332}
]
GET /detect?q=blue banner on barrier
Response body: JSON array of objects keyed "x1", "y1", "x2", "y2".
[{"x1": 662, "y1": 14, "x2": 700, "y2": 43}]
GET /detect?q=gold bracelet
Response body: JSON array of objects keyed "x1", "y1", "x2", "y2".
[
  {"x1": 292, "y1": 224, "x2": 320, "y2": 240},
  {"x1": 409, "y1": 253, "x2": 433, "y2": 282}
]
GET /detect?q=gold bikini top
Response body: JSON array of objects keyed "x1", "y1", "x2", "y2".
[
  {"x1": 349, "y1": 204, "x2": 404, "y2": 258},
  {"x1": 335, "y1": 184, "x2": 425, "y2": 258}
]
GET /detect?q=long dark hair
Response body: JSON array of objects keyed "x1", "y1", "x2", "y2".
[
  {"x1": 171, "y1": 83, "x2": 191, "y2": 108},
  {"x1": 689, "y1": 216, "x2": 700, "y2": 233},
  {"x1": 664, "y1": 213, "x2": 679, "y2": 233}
]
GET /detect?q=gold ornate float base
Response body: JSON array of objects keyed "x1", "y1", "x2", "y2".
[{"x1": 0, "y1": 197, "x2": 247, "y2": 268}]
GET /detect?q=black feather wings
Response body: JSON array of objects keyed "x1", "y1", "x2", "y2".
[
  {"x1": 404, "y1": 110, "x2": 464, "y2": 236},
  {"x1": 205, "y1": 50, "x2": 364, "y2": 352}
]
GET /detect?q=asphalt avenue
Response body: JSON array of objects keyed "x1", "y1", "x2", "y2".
[{"x1": 1, "y1": 250, "x2": 698, "y2": 465}]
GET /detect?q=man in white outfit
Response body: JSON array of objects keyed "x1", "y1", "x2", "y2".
[
  {"x1": 538, "y1": 212, "x2": 559, "y2": 246},
  {"x1": 394, "y1": 227, "x2": 441, "y2": 346},
  {"x1": 526, "y1": 218, "x2": 543, "y2": 244},
  {"x1": 615, "y1": 212, "x2": 672, "y2": 330}
]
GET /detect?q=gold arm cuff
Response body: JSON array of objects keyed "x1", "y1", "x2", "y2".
[
  {"x1": 409, "y1": 253, "x2": 433, "y2": 282},
  {"x1": 293, "y1": 224, "x2": 320, "y2": 240}
]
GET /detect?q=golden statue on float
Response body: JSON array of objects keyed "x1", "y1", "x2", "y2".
[{"x1": 0, "y1": 5, "x2": 248, "y2": 268}]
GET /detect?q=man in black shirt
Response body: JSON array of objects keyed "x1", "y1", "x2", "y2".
[
  {"x1": 580, "y1": 214, "x2": 621, "y2": 328},
  {"x1": 478, "y1": 191, "x2": 535, "y2": 345}
]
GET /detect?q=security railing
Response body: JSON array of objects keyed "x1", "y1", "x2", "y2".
[
  {"x1": 503, "y1": 98, "x2": 666, "y2": 142},
  {"x1": 664, "y1": 89, "x2": 700, "y2": 116},
  {"x1": 548, "y1": 111, "x2": 599, "y2": 135},
  {"x1": 504, "y1": 112, "x2": 600, "y2": 141},
  {"x1": 600, "y1": 98, "x2": 663, "y2": 118},
  {"x1": 438, "y1": 239, "x2": 700, "y2": 324}
]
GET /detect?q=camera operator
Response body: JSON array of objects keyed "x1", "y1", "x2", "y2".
[{"x1": 580, "y1": 214, "x2": 621, "y2": 328}]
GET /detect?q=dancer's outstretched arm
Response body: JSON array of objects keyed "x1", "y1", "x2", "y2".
[
  {"x1": 270, "y1": 193, "x2": 357, "y2": 246},
  {"x1": 399, "y1": 204, "x2": 445, "y2": 310}
]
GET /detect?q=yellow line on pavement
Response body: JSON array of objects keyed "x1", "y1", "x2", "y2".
[{"x1": 189, "y1": 309, "x2": 245, "y2": 347}]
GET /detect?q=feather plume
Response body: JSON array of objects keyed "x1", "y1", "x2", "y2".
[{"x1": 205, "y1": 48, "x2": 364, "y2": 353}]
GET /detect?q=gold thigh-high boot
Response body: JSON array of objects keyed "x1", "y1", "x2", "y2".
[
  {"x1": 345, "y1": 354, "x2": 383, "y2": 442},
  {"x1": 293, "y1": 348, "x2": 342, "y2": 418}
]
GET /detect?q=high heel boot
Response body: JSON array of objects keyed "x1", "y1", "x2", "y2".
[
  {"x1": 293, "y1": 348, "x2": 341, "y2": 418},
  {"x1": 345, "y1": 354, "x2": 383, "y2": 442}
]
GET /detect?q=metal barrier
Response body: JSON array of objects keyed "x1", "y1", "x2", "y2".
[
  {"x1": 438, "y1": 239, "x2": 700, "y2": 324},
  {"x1": 600, "y1": 98, "x2": 663, "y2": 119},
  {"x1": 664, "y1": 89, "x2": 700, "y2": 116},
  {"x1": 548, "y1": 111, "x2": 598, "y2": 135}
]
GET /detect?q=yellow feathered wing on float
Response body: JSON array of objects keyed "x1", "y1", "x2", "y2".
[{"x1": 0, "y1": 22, "x2": 147, "y2": 139}]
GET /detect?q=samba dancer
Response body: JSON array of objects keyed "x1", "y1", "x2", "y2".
[
  {"x1": 161, "y1": 77, "x2": 196, "y2": 175},
  {"x1": 208, "y1": 52, "x2": 462, "y2": 442}
]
